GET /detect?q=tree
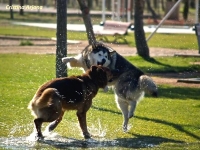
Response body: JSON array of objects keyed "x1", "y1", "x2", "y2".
[
  {"x1": 134, "y1": 0, "x2": 149, "y2": 58},
  {"x1": 146, "y1": 0, "x2": 158, "y2": 24},
  {"x1": 19, "y1": 0, "x2": 24, "y2": 15},
  {"x1": 77, "y1": 0, "x2": 97, "y2": 47},
  {"x1": 9, "y1": 0, "x2": 14, "y2": 19},
  {"x1": 183, "y1": 0, "x2": 189, "y2": 21},
  {"x1": 56, "y1": 0, "x2": 67, "y2": 78}
]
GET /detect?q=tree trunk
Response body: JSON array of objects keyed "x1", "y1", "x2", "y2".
[
  {"x1": 77, "y1": 0, "x2": 96, "y2": 47},
  {"x1": 19, "y1": 0, "x2": 24, "y2": 15},
  {"x1": 183, "y1": 0, "x2": 189, "y2": 21},
  {"x1": 56, "y1": 0, "x2": 67, "y2": 78},
  {"x1": 9, "y1": 0, "x2": 14, "y2": 19},
  {"x1": 87, "y1": 0, "x2": 93, "y2": 9},
  {"x1": 134, "y1": 0, "x2": 149, "y2": 58},
  {"x1": 161, "y1": 0, "x2": 165, "y2": 11},
  {"x1": 146, "y1": 0, "x2": 158, "y2": 23}
]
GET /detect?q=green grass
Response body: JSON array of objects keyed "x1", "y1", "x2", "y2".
[
  {"x1": 0, "y1": 54, "x2": 200, "y2": 149},
  {"x1": 126, "y1": 56, "x2": 200, "y2": 73},
  {"x1": 20, "y1": 40, "x2": 34, "y2": 46}
]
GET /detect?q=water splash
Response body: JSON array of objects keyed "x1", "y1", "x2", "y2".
[
  {"x1": 0, "y1": 122, "x2": 156, "y2": 149},
  {"x1": 88, "y1": 118, "x2": 107, "y2": 138}
]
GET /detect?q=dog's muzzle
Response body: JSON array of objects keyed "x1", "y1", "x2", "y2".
[{"x1": 97, "y1": 59, "x2": 106, "y2": 66}]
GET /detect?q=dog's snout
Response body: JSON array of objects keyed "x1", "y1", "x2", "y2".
[
  {"x1": 97, "y1": 59, "x2": 106, "y2": 66},
  {"x1": 102, "y1": 58, "x2": 106, "y2": 65}
]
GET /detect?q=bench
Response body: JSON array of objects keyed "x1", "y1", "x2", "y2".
[{"x1": 94, "y1": 20, "x2": 132, "y2": 43}]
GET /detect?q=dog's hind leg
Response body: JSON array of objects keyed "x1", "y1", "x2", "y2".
[
  {"x1": 45, "y1": 110, "x2": 65, "y2": 132},
  {"x1": 128, "y1": 101, "x2": 137, "y2": 119},
  {"x1": 116, "y1": 96, "x2": 129, "y2": 132},
  {"x1": 77, "y1": 111, "x2": 90, "y2": 139},
  {"x1": 34, "y1": 118, "x2": 44, "y2": 139}
]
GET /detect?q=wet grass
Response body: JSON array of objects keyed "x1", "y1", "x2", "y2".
[
  {"x1": 0, "y1": 54, "x2": 200, "y2": 149},
  {"x1": 0, "y1": 20, "x2": 198, "y2": 50}
]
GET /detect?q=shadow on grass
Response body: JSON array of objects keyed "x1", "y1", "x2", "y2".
[
  {"x1": 92, "y1": 106, "x2": 200, "y2": 141},
  {"x1": 139, "y1": 57, "x2": 200, "y2": 73},
  {"x1": 143, "y1": 57, "x2": 171, "y2": 68},
  {"x1": 135, "y1": 116, "x2": 200, "y2": 141},
  {"x1": 37, "y1": 134, "x2": 184, "y2": 149},
  {"x1": 158, "y1": 86, "x2": 200, "y2": 100}
]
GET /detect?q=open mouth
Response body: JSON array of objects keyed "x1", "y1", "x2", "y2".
[{"x1": 97, "y1": 62, "x2": 104, "y2": 66}]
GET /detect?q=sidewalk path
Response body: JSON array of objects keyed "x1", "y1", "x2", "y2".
[{"x1": 12, "y1": 22, "x2": 195, "y2": 34}]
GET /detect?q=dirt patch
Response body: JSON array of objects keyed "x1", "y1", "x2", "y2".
[
  {"x1": 152, "y1": 76, "x2": 200, "y2": 88},
  {"x1": 0, "y1": 38, "x2": 199, "y2": 56}
]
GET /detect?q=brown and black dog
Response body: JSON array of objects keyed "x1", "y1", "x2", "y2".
[{"x1": 28, "y1": 65, "x2": 115, "y2": 139}]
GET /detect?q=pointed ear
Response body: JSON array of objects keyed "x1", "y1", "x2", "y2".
[{"x1": 91, "y1": 65, "x2": 98, "y2": 72}]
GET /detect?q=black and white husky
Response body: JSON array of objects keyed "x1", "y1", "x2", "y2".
[
  {"x1": 62, "y1": 43, "x2": 114, "y2": 71},
  {"x1": 62, "y1": 42, "x2": 158, "y2": 132}
]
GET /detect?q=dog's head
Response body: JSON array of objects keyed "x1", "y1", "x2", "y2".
[
  {"x1": 86, "y1": 43, "x2": 113, "y2": 67},
  {"x1": 87, "y1": 65, "x2": 116, "y2": 88}
]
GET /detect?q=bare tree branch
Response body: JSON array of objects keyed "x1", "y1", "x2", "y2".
[{"x1": 77, "y1": 0, "x2": 97, "y2": 48}]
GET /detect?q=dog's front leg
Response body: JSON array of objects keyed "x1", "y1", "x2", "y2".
[
  {"x1": 76, "y1": 111, "x2": 91, "y2": 139},
  {"x1": 62, "y1": 54, "x2": 83, "y2": 68}
]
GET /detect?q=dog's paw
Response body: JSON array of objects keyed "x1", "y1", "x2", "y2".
[
  {"x1": 35, "y1": 133, "x2": 44, "y2": 141},
  {"x1": 62, "y1": 57, "x2": 71, "y2": 64},
  {"x1": 123, "y1": 125, "x2": 128, "y2": 132},
  {"x1": 83, "y1": 132, "x2": 91, "y2": 139}
]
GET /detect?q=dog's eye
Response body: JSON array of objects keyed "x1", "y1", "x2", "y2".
[
  {"x1": 99, "y1": 54, "x2": 102, "y2": 56},
  {"x1": 105, "y1": 56, "x2": 108, "y2": 58}
]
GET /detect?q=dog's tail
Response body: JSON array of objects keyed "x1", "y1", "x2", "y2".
[
  {"x1": 28, "y1": 88, "x2": 62, "y2": 117},
  {"x1": 139, "y1": 75, "x2": 158, "y2": 97}
]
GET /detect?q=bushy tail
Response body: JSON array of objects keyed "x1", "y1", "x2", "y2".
[
  {"x1": 28, "y1": 88, "x2": 62, "y2": 119},
  {"x1": 139, "y1": 75, "x2": 158, "y2": 97},
  {"x1": 28, "y1": 88, "x2": 62, "y2": 116}
]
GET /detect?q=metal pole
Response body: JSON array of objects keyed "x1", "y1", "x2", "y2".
[
  {"x1": 127, "y1": 0, "x2": 131, "y2": 22},
  {"x1": 117, "y1": 0, "x2": 120, "y2": 21},
  {"x1": 196, "y1": 0, "x2": 199, "y2": 23},
  {"x1": 112, "y1": 0, "x2": 114, "y2": 20},
  {"x1": 102, "y1": 0, "x2": 106, "y2": 23},
  {"x1": 146, "y1": 0, "x2": 182, "y2": 42}
]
